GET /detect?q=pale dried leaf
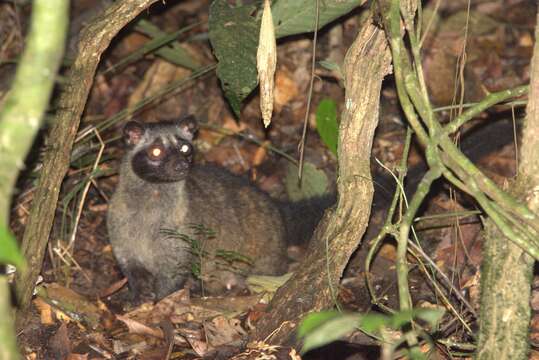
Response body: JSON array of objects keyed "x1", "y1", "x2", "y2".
[
  {"x1": 115, "y1": 314, "x2": 164, "y2": 339},
  {"x1": 257, "y1": 0, "x2": 277, "y2": 128},
  {"x1": 66, "y1": 354, "x2": 89, "y2": 360},
  {"x1": 205, "y1": 315, "x2": 246, "y2": 347}
]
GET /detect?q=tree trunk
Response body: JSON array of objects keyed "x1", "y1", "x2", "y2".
[
  {"x1": 253, "y1": 16, "x2": 392, "y2": 344},
  {"x1": 475, "y1": 8, "x2": 539, "y2": 360}
]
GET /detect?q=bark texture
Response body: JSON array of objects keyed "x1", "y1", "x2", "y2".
[
  {"x1": 475, "y1": 8, "x2": 539, "y2": 360},
  {"x1": 252, "y1": 18, "x2": 392, "y2": 344},
  {"x1": 15, "y1": 0, "x2": 158, "y2": 315}
]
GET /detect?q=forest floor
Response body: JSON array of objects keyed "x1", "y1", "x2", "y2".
[{"x1": 3, "y1": 0, "x2": 539, "y2": 359}]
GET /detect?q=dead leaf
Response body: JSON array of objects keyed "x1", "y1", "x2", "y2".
[
  {"x1": 252, "y1": 142, "x2": 268, "y2": 167},
  {"x1": 66, "y1": 354, "x2": 88, "y2": 360},
  {"x1": 187, "y1": 338, "x2": 209, "y2": 357},
  {"x1": 127, "y1": 59, "x2": 191, "y2": 121},
  {"x1": 257, "y1": 0, "x2": 277, "y2": 127},
  {"x1": 48, "y1": 323, "x2": 71, "y2": 360},
  {"x1": 115, "y1": 315, "x2": 164, "y2": 339},
  {"x1": 39, "y1": 283, "x2": 101, "y2": 329},
  {"x1": 230, "y1": 341, "x2": 300, "y2": 360},
  {"x1": 33, "y1": 297, "x2": 54, "y2": 325},
  {"x1": 274, "y1": 68, "x2": 299, "y2": 112},
  {"x1": 223, "y1": 115, "x2": 247, "y2": 134},
  {"x1": 99, "y1": 277, "x2": 128, "y2": 298},
  {"x1": 205, "y1": 315, "x2": 246, "y2": 347}
]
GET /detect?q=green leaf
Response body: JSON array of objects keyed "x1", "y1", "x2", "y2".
[
  {"x1": 285, "y1": 162, "x2": 329, "y2": 202},
  {"x1": 298, "y1": 310, "x2": 341, "y2": 338},
  {"x1": 414, "y1": 308, "x2": 445, "y2": 328},
  {"x1": 133, "y1": 20, "x2": 200, "y2": 70},
  {"x1": 318, "y1": 60, "x2": 343, "y2": 79},
  {"x1": 407, "y1": 346, "x2": 428, "y2": 360},
  {"x1": 273, "y1": 0, "x2": 362, "y2": 38},
  {"x1": 358, "y1": 313, "x2": 390, "y2": 333},
  {"x1": 209, "y1": 0, "x2": 260, "y2": 116},
  {"x1": 389, "y1": 309, "x2": 414, "y2": 329},
  {"x1": 299, "y1": 312, "x2": 361, "y2": 353},
  {"x1": 387, "y1": 308, "x2": 445, "y2": 330},
  {"x1": 315, "y1": 98, "x2": 339, "y2": 155},
  {"x1": 0, "y1": 225, "x2": 25, "y2": 270}
]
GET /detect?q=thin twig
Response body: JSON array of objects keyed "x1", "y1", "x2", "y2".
[
  {"x1": 297, "y1": 0, "x2": 320, "y2": 181},
  {"x1": 68, "y1": 128, "x2": 104, "y2": 250}
]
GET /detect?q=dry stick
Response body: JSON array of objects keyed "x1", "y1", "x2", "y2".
[
  {"x1": 201, "y1": 123, "x2": 298, "y2": 165},
  {"x1": 453, "y1": 0, "x2": 472, "y2": 119},
  {"x1": 15, "y1": 0, "x2": 159, "y2": 314},
  {"x1": 407, "y1": 242, "x2": 475, "y2": 332},
  {"x1": 418, "y1": 0, "x2": 441, "y2": 48},
  {"x1": 297, "y1": 0, "x2": 320, "y2": 181},
  {"x1": 52, "y1": 245, "x2": 91, "y2": 283},
  {"x1": 511, "y1": 105, "x2": 519, "y2": 174},
  {"x1": 67, "y1": 129, "x2": 104, "y2": 250}
]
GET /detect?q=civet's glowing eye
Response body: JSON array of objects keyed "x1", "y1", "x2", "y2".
[
  {"x1": 147, "y1": 144, "x2": 165, "y2": 160},
  {"x1": 180, "y1": 144, "x2": 190, "y2": 154},
  {"x1": 151, "y1": 147, "x2": 162, "y2": 157}
]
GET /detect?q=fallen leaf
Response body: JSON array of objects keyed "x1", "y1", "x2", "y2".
[{"x1": 33, "y1": 297, "x2": 54, "y2": 325}]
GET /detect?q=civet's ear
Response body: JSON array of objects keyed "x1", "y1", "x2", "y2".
[
  {"x1": 123, "y1": 121, "x2": 146, "y2": 146},
  {"x1": 177, "y1": 115, "x2": 198, "y2": 141}
]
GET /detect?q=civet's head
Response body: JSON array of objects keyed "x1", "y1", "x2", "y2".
[{"x1": 123, "y1": 116, "x2": 198, "y2": 183}]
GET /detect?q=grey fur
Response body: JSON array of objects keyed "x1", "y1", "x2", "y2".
[{"x1": 107, "y1": 118, "x2": 289, "y2": 300}]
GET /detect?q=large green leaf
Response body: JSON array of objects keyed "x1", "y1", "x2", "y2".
[
  {"x1": 285, "y1": 162, "x2": 329, "y2": 202},
  {"x1": 299, "y1": 311, "x2": 361, "y2": 354},
  {"x1": 209, "y1": 0, "x2": 260, "y2": 116},
  {"x1": 208, "y1": 0, "x2": 362, "y2": 116},
  {"x1": 0, "y1": 225, "x2": 25, "y2": 269},
  {"x1": 298, "y1": 308, "x2": 445, "y2": 353},
  {"x1": 273, "y1": 0, "x2": 363, "y2": 38},
  {"x1": 297, "y1": 310, "x2": 341, "y2": 338},
  {"x1": 315, "y1": 98, "x2": 339, "y2": 156}
]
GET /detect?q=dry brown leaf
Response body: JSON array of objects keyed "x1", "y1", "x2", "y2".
[
  {"x1": 115, "y1": 315, "x2": 164, "y2": 339},
  {"x1": 274, "y1": 68, "x2": 299, "y2": 112},
  {"x1": 40, "y1": 283, "x2": 101, "y2": 328},
  {"x1": 48, "y1": 322, "x2": 71, "y2": 359},
  {"x1": 257, "y1": 0, "x2": 277, "y2": 128},
  {"x1": 127, "y1": 59, "x2": 191, "y2": 121},
  {"x1": 99, "y1": 277, "x2": 128, "y2": 298},
  {"x1": 33, "y1": 297, "x2": 54, "y2": 325},
  {"x1": 252, "y1": 142, "x2": 268, "y2": 166},
  {"x1": 187, "y1": 338, "x2": 210, "y2": 357},
  {"x1": 223, "y1": 115, "x2": 247, "y2": 133},
  {"x1": 205, "y1": 315, "x2": 246, "y2": 347},
  {"x1": 66, "y1": 354, "x2": 89, "y2": 360}
]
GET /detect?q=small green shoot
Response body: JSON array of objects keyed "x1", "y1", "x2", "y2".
[{"x1": 160, "y1": 224, "x2": 253, "y2": 284}]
